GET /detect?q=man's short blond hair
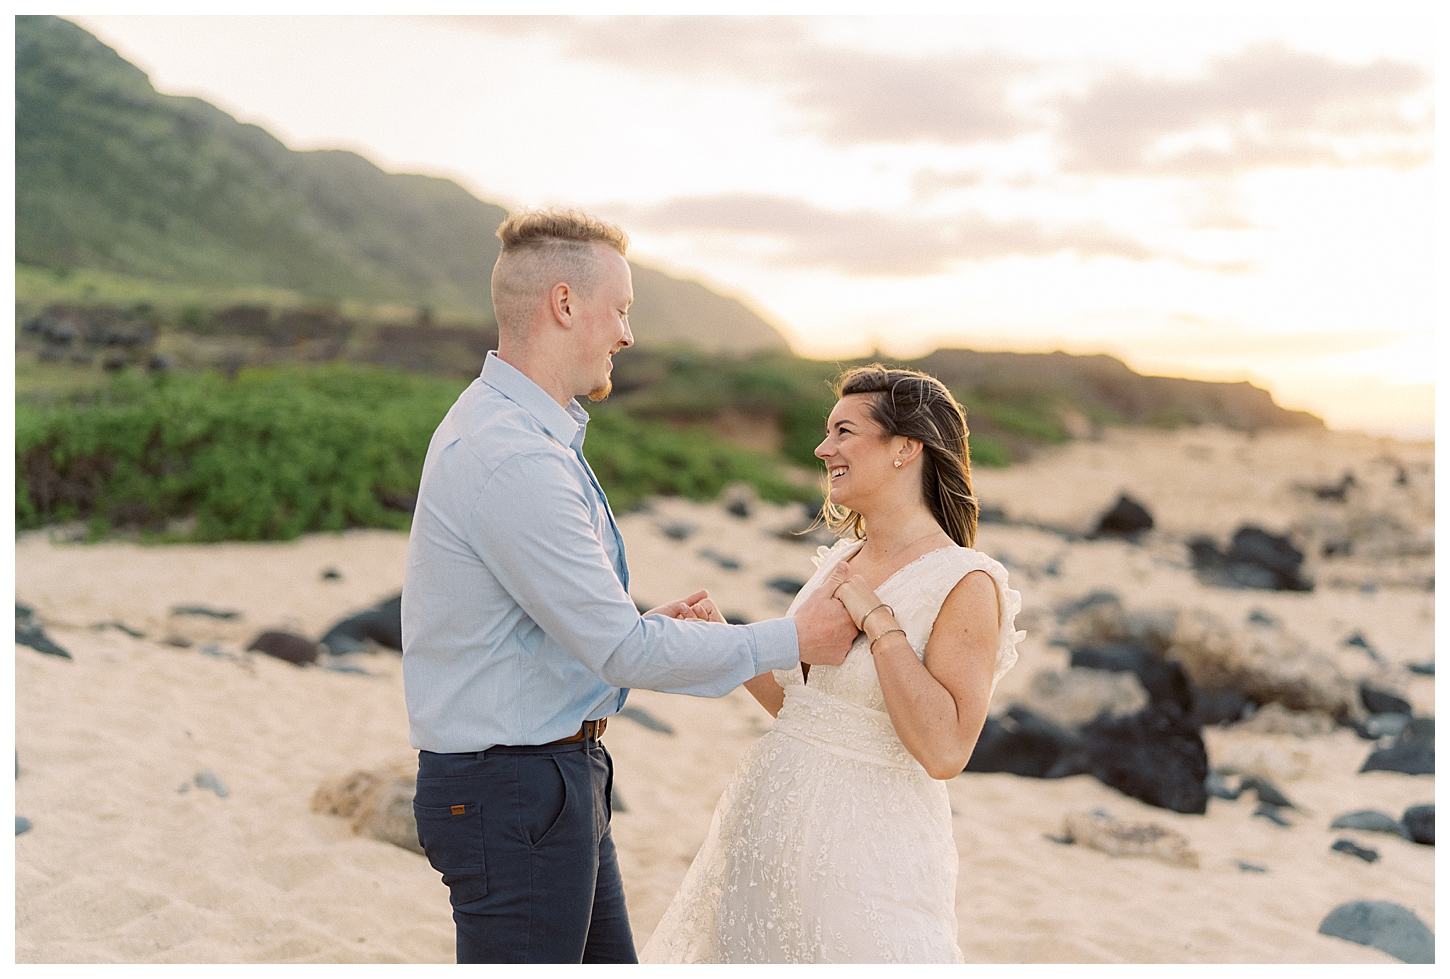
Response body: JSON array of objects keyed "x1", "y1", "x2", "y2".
[{"x1": 491, "y1": 209, "x2": 630, "y2": 339}]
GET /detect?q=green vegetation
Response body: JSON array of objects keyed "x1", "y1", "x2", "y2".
[{"x1": 15, "y1": 362, "x2": 817, "y2": 542}]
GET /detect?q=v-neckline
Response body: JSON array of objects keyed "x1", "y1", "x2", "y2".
[{"x1": 839, "y1": 540, "x2": 960, "y2": 594}]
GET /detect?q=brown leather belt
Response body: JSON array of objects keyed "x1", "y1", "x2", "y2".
[{"x1": 546, "y1": 718, "x2": 607, "y2": 745}]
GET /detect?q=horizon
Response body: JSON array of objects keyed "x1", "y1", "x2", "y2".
[{"x1": 61, "y1": 12, "x2": 1438, "y2": 439}]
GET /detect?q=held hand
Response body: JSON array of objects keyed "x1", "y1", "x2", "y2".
[
  {"x1": 644, "y1": 589, "x2": 711, "y2": 620},
  {"x1": 830, "y1": 567, "x2": 882, "y2": 630},
  {"x1": 688, "y1": 597, "x2": 728, "y2": 624},
  {"x1": 794, "y1": 561, "x2": 860, "y2": 667}
]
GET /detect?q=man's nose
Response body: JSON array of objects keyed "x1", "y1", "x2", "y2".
[{"x1": 620, "y1": 323, "x2": 634, "y2": 348}]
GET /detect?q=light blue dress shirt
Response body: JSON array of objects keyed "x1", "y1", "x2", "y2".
[{"x1": 402, "y1": 352, "x2": 800, "y2": 753}]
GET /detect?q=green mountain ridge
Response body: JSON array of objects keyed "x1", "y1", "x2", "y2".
[{"x1": 14, "y1": 15, "x2": 789, "y2": 354}]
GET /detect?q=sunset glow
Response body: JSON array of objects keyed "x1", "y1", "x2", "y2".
[{"x1": 72, "y1": 12, "x2": 1436, "y2": 438}]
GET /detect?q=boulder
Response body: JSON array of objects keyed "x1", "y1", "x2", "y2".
[
  {"x1": 1359, "y1": 684, "x2": 1411, "y2": 717},
  {"x1": 246, "y1": 630, "x2": 320, "y2": 666},
  {"x1": 1235, "y1": 703, "x2": 1337, "y2": 738},
  {"x1": 1090, "y1": 494, "x2": 1154, "y2": 540},
  {"x1": 1254, "y1": 803, "x2": 1292, "y2": 827},
  {"x1": 1317, "y1": 900, "x2": 1434, "y2": 964},
  {"x1": 1069, "y1": 641, "x2": 1193, "y2": 713},
  {"x1": 1361, "y1": 720, "x2": 1434, "y2": 776},
  {"x1": 1014, "y1": 666, "x2": 1149, "y2": 730},
  {"x1": 16, "y1": 609, "x2": 71, "y2": 659},
  {"x1": 1330, "y1": 810, "x2": 1404, "y2": 837},
  {"x1": 320, "y1": 595, "x2": 402, "y2": 655},
  {"x1": 1189, "y1": 686, "x2": 1253, "y2": 727},
  {"x1": 311, "y1": 762, "x2": 422, "y2": 855},
  {"x1": 1188, "y1": 525, "x2": 1313, "y2": 592},
  {"x1": 1080, "y1": 705, "x2": 1209, "y2": 815},
  {"x1": 1359, "y1": 712, "x2": 1409, "y2": 740},
  {"x1": 964, "y1": 707, "x2": 1085, "y2": 779},
  {"x1": 1401, "y1": 804, "x2": 1433, "y2": 845},
  {"x1": 1062, "y1": 809, "x2": 1198, "y2": 868},
  {"x1": 1330, "y1": 839, "x2": 1379, "y2": 863},
  {"x1": 1168, "y1": 609, "x2": 1359, "y2": 722}
]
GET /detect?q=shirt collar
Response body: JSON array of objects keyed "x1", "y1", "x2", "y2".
[{"x1": 480, "y1": 351, "x2": 586, "y2": 449}]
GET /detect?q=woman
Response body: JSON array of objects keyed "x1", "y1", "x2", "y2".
[{"x1": 641, "y1": 365, "x2": 1024, "y2": 964}]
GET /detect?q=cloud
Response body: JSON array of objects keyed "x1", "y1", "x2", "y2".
[
  {"x1": 1057, "y1": 43, "x2": 1432, "y2": 176},
  {"x1": 448, "y1": 15, "x2": 1035, "y2": 147},
  {"x1": 617, "y1": 193, "x2": 1171, "y2": 276}
]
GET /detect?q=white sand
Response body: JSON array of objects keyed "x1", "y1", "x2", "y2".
[{"x1": 13, "y1": 427, "x2": 1435, "y2": 963}]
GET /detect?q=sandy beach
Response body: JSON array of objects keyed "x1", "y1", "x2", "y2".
[{"x1": 13, "y1": 425, "x2": 1435, "y2": 963}]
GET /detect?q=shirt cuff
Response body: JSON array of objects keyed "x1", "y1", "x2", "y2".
[{"x1": 748, "y1": 617, "x2": 800, "y2": 674}]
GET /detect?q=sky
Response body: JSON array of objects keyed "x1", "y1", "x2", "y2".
[{"x1": 70, "y1": 9, "x2": 1438, "y2": 438}]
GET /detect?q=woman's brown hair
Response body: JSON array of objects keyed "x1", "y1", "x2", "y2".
[{"x1": 820, "y1": 364, "x2": 979, "y2": 548}]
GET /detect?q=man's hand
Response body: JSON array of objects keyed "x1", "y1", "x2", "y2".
[
  {"x1": 644, "y1": 590, "x2": 711, "y2": 620},
  {"x1": 793, "y1": 562, "x2": 860, "y2": 666}
]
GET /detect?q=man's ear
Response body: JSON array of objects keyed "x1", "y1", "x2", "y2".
[{"x1": 549, "y1": 282, "x2": 574, "y2": 329}]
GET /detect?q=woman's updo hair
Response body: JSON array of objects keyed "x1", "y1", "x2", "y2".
[{"x1": 821, "y1": 364, "x2": 980, "y2": 548}]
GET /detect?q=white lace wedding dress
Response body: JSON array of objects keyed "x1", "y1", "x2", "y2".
[{"x1": 640, "y1": 538, "x2": 1024, "y2": 963}]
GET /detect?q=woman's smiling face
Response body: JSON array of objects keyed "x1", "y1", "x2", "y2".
[{"x1": 815, "y1": 394, "x2": 898, "y2": 510}]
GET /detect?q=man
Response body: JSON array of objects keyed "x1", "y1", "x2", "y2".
[{"x1": 401, "y1": 208, "x2": 858, "y2": 964}]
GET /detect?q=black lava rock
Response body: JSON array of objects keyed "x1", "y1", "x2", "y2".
[
  {"x1": 16, "y1": 816, "x2": 32, "y2": 835},
  {"x1": 1407, "y1": 661, "x2": 1434, "y2": 676},
  {"x1": 1318, "y1": 900, "x2": 1434, "y2": 963},
  {"x1": 1189, "y1": 525, "x2": 1313, "y2": 592},
  {"x1": 1204, "y1": 769, "x2": 1241, "y2": 800},
  {"x1": 1360, "y1": 684, "x2": 1411, "y2": 717},
  {"x1": 1090, "y1": 494, "x2": 1154, "y2": 540},
  {"x1": 1069, "y1": 641, "x2": 1193, "y2": 713},
  {"x1": 1361, "y1": 739, "x2": 1434, "y2": 777},
  {"x1": 246, "y1": 630, "x2": 320, "y2": 666},
  {"x1": 1254, "y1": 803, "x2": 1292, "y2": 827},
  {"x1": 320, "y1": 594, "x2": 403, "y2": 655},
  {"x1": 1330, "y1": 810, "x2": 1406, "y2": 837},
  {"x1": 1080, "y1": 705, "x2": 1208, "y2": 814},
  {"x1": 1401, "y1": 804, "x2": 1434, "y2": 845},
  {"x1": 1190, "y1": 686, "x2": 1253, "y2": 727},
  {"x1": 1241, "y1": 776, "x2": 1294, "y2": 809},
  {"x1": 766, "y1": 578, "x2": 806, "y2": 597},
  {"x1": 170, "y1": 605, "x2": 241, "y2": 620},
  {"x1": 16, "y1": 619, "x2": 71, "y2": 659},
  {"x1": 1331, "y1": 839, "x2": 1379, "y2": 863},
  {"x1": 965, "y1": 707, "x2": 1086, "y2": 780}
]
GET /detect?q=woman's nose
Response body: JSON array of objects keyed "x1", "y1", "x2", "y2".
[{"x1": 814, "y1": 438, "x2": 831, "y2": 459}]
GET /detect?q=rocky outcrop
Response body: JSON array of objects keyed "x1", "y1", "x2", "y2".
[
  {"x1": 1318, "y1": 900, "x2": 1434, "y2": 964},
  {"x1": 311, "y1": 762, "x2": 422, "y2": 855},
  {"x1": 1061, "y1": 809, "x2": 1199, "y2": 868},
  {"x1": 1188, "y1": 525, "x2": 1313, "y2": 592},
  {"x1": 1168, "y1": 608, "x2": 1359, "y2": 722}
]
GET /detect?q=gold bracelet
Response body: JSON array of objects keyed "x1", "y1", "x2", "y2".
[
  {"x1": 869, "y1": 628, "x2": 906, "y2": 653},
  {"x1": 860, "y1": 603, "x2": 895, "y2": 629}
]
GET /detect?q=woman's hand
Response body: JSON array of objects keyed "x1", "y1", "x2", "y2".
[
  {"x1": 644, "y1": 589, "x2": 710, "y2": 619},
  {"x1": 687, "y1": 596, "x2": 728, "y2": 623},
  {"x1": 826, "y1": 560, "x2": 883, "y2": 630}
]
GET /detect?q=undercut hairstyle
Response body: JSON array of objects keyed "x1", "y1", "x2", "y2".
[
  {"x1": 490, "y1": 209, "x2": 630, "y2": 339},
  {"x1": 821, "y1": 364, "x2": 980, "y2": 548}
]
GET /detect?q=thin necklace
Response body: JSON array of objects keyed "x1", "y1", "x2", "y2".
[{"x1": 862, "y1": 528, "x2": 943, "y2": 564}]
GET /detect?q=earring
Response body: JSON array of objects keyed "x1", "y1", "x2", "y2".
[{"x1": 894, "y1": 459, "x2": 903, "y2": 468}]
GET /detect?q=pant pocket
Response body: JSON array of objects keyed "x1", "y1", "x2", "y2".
[
  {"x1": 519, "y1": 755, "x2": 569, "y2": 848},
  {"x1": 414, "y1": 801, "x2": 488, "y2": 910}
]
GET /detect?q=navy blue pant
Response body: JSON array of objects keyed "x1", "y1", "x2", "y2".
[{"x1": 414, "y1": 741, "x2": 636, "y2": 963}]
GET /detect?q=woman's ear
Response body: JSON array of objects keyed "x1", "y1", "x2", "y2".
[{"x1": 897, "y1": 438, "x2": 924, "y2": 467}]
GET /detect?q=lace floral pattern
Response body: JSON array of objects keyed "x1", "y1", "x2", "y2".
[{"x1": 640, "y1": 539, "x2": 1024, "y2": 964}]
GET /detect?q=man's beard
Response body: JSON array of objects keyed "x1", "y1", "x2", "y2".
[{"x1": 587, "y1": 379, "x2": 612, "y2": 403}]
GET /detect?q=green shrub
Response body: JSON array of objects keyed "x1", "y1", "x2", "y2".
[{"x1": 15, "y1": 362, "x2": 816, "y2": 541}]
